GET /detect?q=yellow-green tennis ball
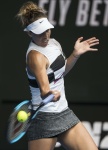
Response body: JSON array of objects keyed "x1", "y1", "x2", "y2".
[{"x1": 17, "y1": 110, "x2": 28, "y2": 122}]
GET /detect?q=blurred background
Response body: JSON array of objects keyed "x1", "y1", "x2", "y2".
[{"x1": 0, "y1": 0, "x2": 108, "y2": 149}]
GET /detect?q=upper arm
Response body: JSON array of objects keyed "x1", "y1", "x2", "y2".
[{"x1": 27, "y1": 50, "x2": 50, "y2": 96}]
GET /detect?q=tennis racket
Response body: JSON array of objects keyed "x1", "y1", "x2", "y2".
[{"x1": 7, "y1": 94, "x2": 54, "y2": 144}]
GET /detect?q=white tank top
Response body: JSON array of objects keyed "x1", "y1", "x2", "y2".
[{"x1": 26, "y1": 38, "x2": 68, "y2": 112}]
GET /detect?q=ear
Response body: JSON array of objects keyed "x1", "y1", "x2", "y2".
[{"x1": 27, "y1": 31, "x2": 32, "y2": 37}]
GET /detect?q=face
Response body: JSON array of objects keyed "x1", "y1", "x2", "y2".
[{"x1": 30, "y1": 29, "x2": 51, "y2": 47}]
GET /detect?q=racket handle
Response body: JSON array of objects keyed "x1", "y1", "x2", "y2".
[{"x1": 43, "y1": 94, "x2": 54, "y2": 104}]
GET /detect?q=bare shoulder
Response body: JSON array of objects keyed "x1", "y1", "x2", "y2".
[
  {"x1": 27, "y1": 50, "x2": 47, "y2": 72},
  {"x1": 28, "y1": 50, "x2": 45, "y2": 62},
  {"x1": 28, "y1": 50, "x2": 44, "y2": 60}
]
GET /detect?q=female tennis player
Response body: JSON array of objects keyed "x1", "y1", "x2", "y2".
[{"x1": 16, "y1": 1, "x2": 99, "y2": 150}]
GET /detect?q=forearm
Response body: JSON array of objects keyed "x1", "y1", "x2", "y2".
[{"x1": 64, "y1": 52, "x2": 80, "y2": 76}]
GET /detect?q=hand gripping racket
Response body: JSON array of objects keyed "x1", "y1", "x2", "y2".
[{"x1": 7, "y1": 94, "x2": 54, "y2": 144}]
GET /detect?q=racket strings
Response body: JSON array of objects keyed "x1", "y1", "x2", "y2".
[{"x1": 7, "y1": 102, "x2": 31, "y2": 142}]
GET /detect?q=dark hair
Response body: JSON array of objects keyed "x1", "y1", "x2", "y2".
[{"x1": 16, "y1": 1, "x2": 47, "y2": 27}]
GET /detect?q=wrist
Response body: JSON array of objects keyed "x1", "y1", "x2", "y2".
[{"x1": 72, "y1": 53, "x2": 80, "y2": 58}]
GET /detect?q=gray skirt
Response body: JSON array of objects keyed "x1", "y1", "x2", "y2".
[{"x1": 27, "y1": 108, "x2": 80, "y2": 141}]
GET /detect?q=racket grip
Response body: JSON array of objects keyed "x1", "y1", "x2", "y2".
[{"x1": 43, "y1": 94, "x2": 54, "y2": 104}]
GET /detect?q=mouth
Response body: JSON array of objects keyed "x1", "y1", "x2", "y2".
[{"x1": 43, "y1": 39, "x2": 49, "y2": 44}]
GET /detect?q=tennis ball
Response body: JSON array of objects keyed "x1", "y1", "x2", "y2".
[{"x1": 17, "y1": 110, "x2": 28, "y2": 122}]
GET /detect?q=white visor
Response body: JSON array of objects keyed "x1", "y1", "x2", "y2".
[{"x1": 24, "y1": 18, "x2": 54, "y2": 34}]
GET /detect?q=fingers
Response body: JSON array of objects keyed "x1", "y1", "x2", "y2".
[
  {"x1": 86, "y1": 37, "x2": 99, "y2": 51},
  {"x1": 86, "y1": 37, "x2": 97, "y2": 42},
  {"x1": 77, "y1": 37, "x2": 99, "y2": 47},
  {"x1": 86, "y1": 37, "x2": 99, "y2": 44},
  {"x1": 88, "y1": 39, "x2": 99, "y2": 44},
  {"x1": 51, "y1": 90, "x2": 61, "y2": 102},
  {"x1": 89, "y1": 48, "x2": 98, "y2": 51},
  {"x1": 89, "y1": 42, "x2": 99, "y2": 47},
  {"x1": 77, "y1": 37, "x2": 83, "y2": 42}
]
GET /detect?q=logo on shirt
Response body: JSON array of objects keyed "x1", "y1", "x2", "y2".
[{"x1": 39, "y1": 20, "x2": 44, "y2": 23}]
